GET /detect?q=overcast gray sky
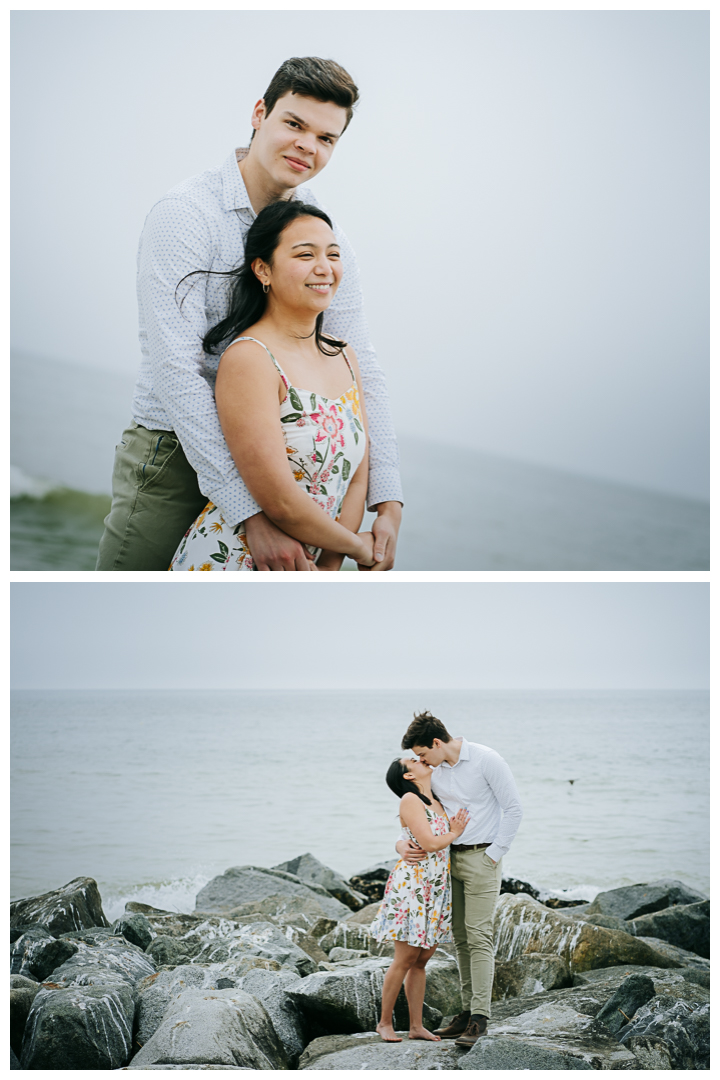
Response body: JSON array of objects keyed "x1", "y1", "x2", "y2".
[
  {"x1": 11, "y1": 10, "x2": 708, "y2": 499},
  {"x1": 11, "y1": 583, "x2": 708, "y2": 690}
]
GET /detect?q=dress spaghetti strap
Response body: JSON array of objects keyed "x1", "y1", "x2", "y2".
[{"x1": 227, "y1": 335, "x2": 290, "y2": 391}]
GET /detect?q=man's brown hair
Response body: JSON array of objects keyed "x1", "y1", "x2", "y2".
[
  {"x1": 401, "y1": 711, "x2": 452, "y2": 750},
  {"x1": 262, "y1": 57, "x2": 359, "y2": 132}
]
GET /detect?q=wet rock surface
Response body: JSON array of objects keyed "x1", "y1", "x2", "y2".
[
  {"x1": 10, "y1": 923, "x2": 79, "y2": 981},
  {"x1": 129, "y1": 986, "x2": 287, "y2": 1070},
  {"x1": 195, "y1": 866, "x2": 351, "y2": 921},
  {"x1": 9, "y1": 865, "x2": 709, "y2": 1071},
  {"x1": 50, "y1": 933, "x2": 157, "y2": 988},
  {"x1": 10, "y1": 977, "x2": 41, "y2": 1057},
  {"x1": 272, "y1": 853, "x2": 369, "y2": 912},
  {"x1": 300, "y1": 1032, "x2": 464, "y2": 1070},
  {"x1": 594, "y1": 973, "x2": 656, "y2": 1035},
  {"x1": 10, "y1": 877, "x2": 110, "y2": 936},
  {"x1": 629, "y1": 900, "x2": 709, "y2": 958},
  {"x1": 494, "y1": 893, "x2": 679, "y2": 972},
  {"x1": 21, "y1": 982, "x2": 136, "y2": 1069},
  {"x1": 493, "y1": 953, "x2": 573, "y2": 1000},
  {"x1": 586, "y1": 880, "x2": 707, "y2": 921}
]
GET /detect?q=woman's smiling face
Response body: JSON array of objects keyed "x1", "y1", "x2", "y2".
[{"x1": 254, "y1": 215, "x2": 343, "y2": 314}]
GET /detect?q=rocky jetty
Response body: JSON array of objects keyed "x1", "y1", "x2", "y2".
[{"x1": 9, "y1": 864, "x2": 709, "y2": 1070}]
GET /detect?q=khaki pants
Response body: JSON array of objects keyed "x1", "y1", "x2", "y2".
[
  {"x1": 96, "y1": 422, "x2": 208, "y2": 571},
  {"x1": 450, "y1": 847, "x2": 503, "y2": 1017}
]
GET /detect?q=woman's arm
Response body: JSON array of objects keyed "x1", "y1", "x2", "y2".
[
  {"x1": 399, "y1": 794, "x2": 469, "y2": 852},
  {"x1": 315, "y1": 348, "x2": 370, "y2": 570},
  {"x1": 215, "y1": 340, "x2": 374, "y2": 565}
]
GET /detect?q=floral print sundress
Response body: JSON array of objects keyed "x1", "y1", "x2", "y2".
[
  {"x1": 369, "y1": 804, "x2": 453, "y2": 948},
  {"x1": 169, "y1": 336, "x2": 366, "y2": 571}
]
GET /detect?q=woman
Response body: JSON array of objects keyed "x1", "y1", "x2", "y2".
[
  {"x1": 369, "y1": 757, "x2": 470, "y2": 1042},
  {"x1": 169, "y1": 200, "x2": 375, "y2": 571}
]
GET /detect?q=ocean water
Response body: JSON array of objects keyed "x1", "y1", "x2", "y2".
[
  {"x1": 11, "y1": 689, "x2": 709, "y2": 921},
  {"x1": 10, "y1": 353, "x2": 709, "y2": 570}
]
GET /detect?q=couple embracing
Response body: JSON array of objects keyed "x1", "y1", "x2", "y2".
[
  {"x1": 96, "y1": 56, "x2": 402, "y2": 572},
  {"x1": 369, "y1": 712, "x2": 523, "y2": 1046}
]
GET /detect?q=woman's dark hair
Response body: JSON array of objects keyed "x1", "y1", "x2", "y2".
[
  {"x1": 385, "y1": 758, "x2": 432, "y2": 806},
  {"x1": 188, "y1": 200, "x2": 345, "y2": 358}
]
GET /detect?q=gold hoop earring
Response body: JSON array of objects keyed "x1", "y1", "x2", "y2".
[{"x1": 262, "y1": 283, "x2": 270, "y2": 294}]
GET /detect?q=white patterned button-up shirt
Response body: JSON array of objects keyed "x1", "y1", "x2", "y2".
[
  {"x1": 430, "y1": 738, "x2": 523, "y2": 864},
  {"x1": 133, "y1": 148, "x2": 403, "y2": 527}
]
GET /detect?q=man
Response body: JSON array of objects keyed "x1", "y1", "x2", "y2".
[
  {"x1": 96, "y1": 57, "x2": 402, "y2": 571},
  {"x1": 396, "y1": 712, "x2": 523, "y2": 1046}
]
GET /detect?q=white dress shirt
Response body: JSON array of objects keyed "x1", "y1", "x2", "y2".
[
  {"x1": 132, "y1": 148, "x2": 403, "y2": 527},
  {"x1": 430, "y1": 738, "x2": 523, "y2": 864}
]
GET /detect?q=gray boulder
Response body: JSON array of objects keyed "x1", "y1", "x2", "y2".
[
  {"x1": 192, "y1": 921, "x2": 318, "y2": 976},
  {"x1": 136, "y1": 965, "x2": 222, "y2": 1046},
  {"x1": 574, "y1": 912, "x2": 631, "y2": 933},
  {"x1": 585, "y1": 879, "x2": 707, "y2": 921},
  {"x1": 129, "y1": 986, "x2": 287, "y2": 1069},
  {"x1": 423, "y1": 958, "x2": 463, "y2": 1018},
  {"x1": 237, "y1": 968, "x2": 307, "y2": 1066},
  {"x1": 299, "y1": 1031, "x2": 463, "y2": 1070},
  {"x1": 594, "y1": 973, "x2": 656, "y2": 1035},
  {"x1": 286, "y1": 957, "x2": 441, "y2": 1036},
  {"x1": 494, "y1": 893, "x2": 678, "y2": 972},
  {"x1": 146, "y1": 933, "x2": 198, "y2": 967},
  {"x1": 10, "y1": 877, "x2": 110, "y2": 935},
  {"x1": 195, "y1": 866, "x2": 351, "y2": 920},
  {"x1": 346, "y1": 900, "x2": 382, "y2": 926},
  {"x1": 618, "y1": 992, "x2": 710, "y2": 1070},
  {"x1": 10, "y1": 924, "x2": 78, "y2": 980},
  {"x1": 457, "y1": 1002, "x2": 638, "y2": 1070},
  {"x1": 49, "y1": 933, "x2": 157, "y2": 988},
  {"x1": 220, "y1": 892, "x2": 330, "y2": 929},
  {"x1": 273, "y1": 853, "x2": 369, "y2": 911},
  {"x1": 629, "y1": 900, "x2": 709, "y2": 958},
  {"x1": 328, "y1": 947, "x2": 369, "y2": 961},
  {"x1": 21, "y1": 982, "x2": 135, "y2": 1069},
  {"x1": 113, "y1": 912, "x2": 153, "y2": 951},
  {"x1": 10, "y1": 977, "x2": 41, "y2": 1057},
  {"x1": 634, "y1": 934, "x2": 710, "y2": 970},
  {"x1": 319, "y1": 920, "x2": 394, "y2": 958},
  {"x1": 493, "y1": 953, "x2": 573, "y2": 1001}
]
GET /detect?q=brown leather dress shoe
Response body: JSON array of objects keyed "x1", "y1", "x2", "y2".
[
  {"x1": 433, "y1": 1010, "x2": 471, "y2": 1038},
  {"x1": 454, "y1": 1014, "x2": 488, "y2": 1046}
]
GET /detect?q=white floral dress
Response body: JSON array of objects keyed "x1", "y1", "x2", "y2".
[
  {"x1": 369, "y1": 804, "x2": 453, "y2": 948},
  {"x1": 169, "y1": 336, "x2": 366, "y2": 571}
]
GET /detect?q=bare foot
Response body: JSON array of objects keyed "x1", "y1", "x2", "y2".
[
  {"x1": 376, "y1": 1022, "x2": 402, "y2": 1042},
  {"x1": 409, "y1": 1027, "x2": 441, "y2": 1041}
]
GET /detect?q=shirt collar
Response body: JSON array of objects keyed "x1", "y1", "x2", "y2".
[
  {"x1": 220, "y1": 148, "x2": 254, "y2": 217},
  {"x1": 222, "y1": 147, "x2": 311, "y2": 220},
  {"x1": 440, "y1": 737, "x2": 469, "y2": 768}
]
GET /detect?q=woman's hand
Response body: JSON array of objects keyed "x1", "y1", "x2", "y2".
[
  {"x1": 353, "y1": 531, "x2": 376, "y2": 568},
  {"x1": 449, "y1": 808, "x2": 470, "y2": 836}
]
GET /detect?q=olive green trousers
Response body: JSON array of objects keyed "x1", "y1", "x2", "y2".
[
  {"x1": 450, "y1": 847, "x2": 503, "y2": 1017},
  {"x1": 96, "y1": 422, "x2": 208, "y2": 571}
]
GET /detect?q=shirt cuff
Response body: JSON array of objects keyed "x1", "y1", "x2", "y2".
[
  {"x1": 367, "y1": 466, "x2": 404, "y2": 512},
  {"x1": 485, "y1": 844, "x2": 505, "y2": 863},
  {"x1": 208, "y1": 479, "x2": 262, "y2": 529}
]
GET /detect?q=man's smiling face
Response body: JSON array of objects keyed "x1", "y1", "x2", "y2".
[{"x1": 249, "y1": 92, "x2": 347, "y2": 190}]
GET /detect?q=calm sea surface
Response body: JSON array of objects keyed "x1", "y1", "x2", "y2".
[{"x1": 11, "y1": 690, "x2": 709, "y2": 921}]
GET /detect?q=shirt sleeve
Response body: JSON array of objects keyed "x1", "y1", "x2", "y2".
[
  {"x1": 136, "y1": 196, "x2": 261, "y2": 526},
  {"x1": 481, "y1": 751, "x2": 524, "y2": 863},
  {"x1": 321, "y1": 222, "x2": 403, "y2": 510}
]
